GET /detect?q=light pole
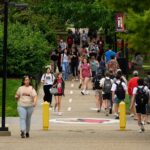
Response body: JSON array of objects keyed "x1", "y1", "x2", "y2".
[
  {"x1": 0, "y1": 0, "x2": 28, "y2": 136},
  {"x1": 0, "y1": 0, "x2": 10, "y2": 136}
]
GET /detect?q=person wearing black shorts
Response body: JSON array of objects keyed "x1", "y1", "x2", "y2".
[{"x1": 131, "y1": 78, "x2": 150, "y2": 133}]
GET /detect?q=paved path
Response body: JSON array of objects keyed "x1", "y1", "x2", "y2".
[{"x1": 0, "y1": 81, "x2": 150, "y2": 150}]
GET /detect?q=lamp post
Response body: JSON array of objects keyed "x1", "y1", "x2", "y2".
[
  {"x1": 0, "y1": 0, "x2": 10, "y2": 136},
  {"x1": 0, "y1": 0, "x2": 28, "y2": 136}
]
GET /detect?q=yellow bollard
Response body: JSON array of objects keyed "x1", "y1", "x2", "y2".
[
  {"x1": 119, "y1": 101, "x2": 126, "y2": 131},
  {"x1": 42, "y1": 101, "x2": 50, "y2": 130}
]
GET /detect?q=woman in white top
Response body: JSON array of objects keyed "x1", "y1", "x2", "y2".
[
  {"x1": 15, "y1": 75, "x2": 37, "y2": 138},
  {"x1": 41, "y1": 67, "x2": 55, "y2": 106}
]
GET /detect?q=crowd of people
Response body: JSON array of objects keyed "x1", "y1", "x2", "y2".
[{"x1": 15, "y1": 29, "x2": 150, "y2": 138}]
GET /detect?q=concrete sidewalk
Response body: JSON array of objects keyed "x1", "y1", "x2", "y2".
[{"x1": 0, "y1": 81, "x2": 150, "y2": 150}]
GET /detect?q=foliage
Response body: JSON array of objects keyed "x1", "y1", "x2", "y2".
[
  {"x1": 126, "y1": 9, "x2": 150, "y2": 52},
  {"x1": 0, "y1": 22, "x2": 54, "y2": 77},
  {"x1": 102, "y1": 0, "x2": 150, "y2": 52},
  {"x1": 0, "y1": 78, "x2": 21, "y2": 117}
]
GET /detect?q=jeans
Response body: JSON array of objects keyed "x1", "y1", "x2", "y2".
[
  {"x1": 17, "y1": 106, "x2": 34, "y2": 133},
  {"x1": 62, "y1": 62, "x2": 69, "y2": 80}
]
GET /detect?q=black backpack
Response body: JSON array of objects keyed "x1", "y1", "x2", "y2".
[
  {"x1": 135, "y1": 87, "x2": 149, "y2": 104},
  {"x1": 115, "y1": 81, "x2": 125, "y2": 100},
  {"x1": 93, "y1": 75, "x2": 102, "y2": 90},
  {"x1": 103, "y1": 78, "x2": 112, "y2": 94}
]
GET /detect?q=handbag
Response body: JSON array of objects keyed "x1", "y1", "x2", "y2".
[{"x1": 49, "y1": 87, "x2": 58, "y2": 95}]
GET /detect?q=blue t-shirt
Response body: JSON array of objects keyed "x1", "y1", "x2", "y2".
[{"x1": 105, "y1": 50, "x2": 116, "y2": 63}]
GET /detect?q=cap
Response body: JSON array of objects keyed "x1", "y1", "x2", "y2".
[{"x1": 133, "y1": 70, "x2": 138, "y2": 76}]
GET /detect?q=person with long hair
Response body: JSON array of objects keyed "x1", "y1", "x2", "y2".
[
  {"x1": 61, "y1": 49, "x2": 70, "y2": 80},
  {"x1": 15, "y1": 75, "x2": 37, "y2": 138},
  {"x1": 41, "y1": 67, "x2": 55, "y2": 107},
  {"x1": 80, "y1": 58, "x2": 92, "y2": 95},
  {"x1": 53, "y1": 72, "x2": 65, "y2": 116}
]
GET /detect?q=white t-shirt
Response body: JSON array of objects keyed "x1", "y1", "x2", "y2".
[
  {"x1": 111, "y1": 80, "x2": 127, "y2": 92},
  {"x1": 41, "y1": 73, "x2": 55, "y2": 85},
  {"x1": 100, "y1": 77, "x2": 113, "y2": 94},
  {"x1": 133, "y1": 86, "x2": 149, "y2": 95},
  {"x1": 16, "y1": 86, "x2": 37, "y2": 107},
  {"x1": 62, "y1": 53, "x2": 69, "y2": 63}
]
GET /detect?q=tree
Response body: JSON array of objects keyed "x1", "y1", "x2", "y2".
[
  {"x1": 0, "y1": 22, "x2": 54, "y2": 77},
  {"x1": 102, "y1": 0, "x2": 150, "y2": 52}
]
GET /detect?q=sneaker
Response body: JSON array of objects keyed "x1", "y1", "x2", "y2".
[
  {"x1": 114, "y1": 113, "x2": 119, "y2": 119},
  {"x1": 97, "y1": 109, "x2": 101, "y2": 113},
  {"x1": 81, "y1": 91, "x2": 85, "y2": 95},
  {"x1": 129, "y1": 114, "x2": 134, "y2": 117},
  {"x1": 106, "y1": 108, "x2": 109, "y2": 116},
  {"x1": 21, "y1": 131, "x2": 25, "y2": 138},
  {"x1": 58, "y1": 112, "x2": 62, "y2": 116},
  {"x1": 26, "y1": 133, "x2": 30, "y2": 138},
  {"x1": 79, "y1": 84, "x2": 82, "y2": 89},
  {"x1": 109, "y1": 108, "x2": 112, "y2": 114},
  {"x1": 115, "y1": 116, "x2": 119, "y2": 119},
  {"x1": 141, "y1": 123, "x2": 145, "y2": 132},
  {"x1": 138, "y1": 129, "x2": 143, "y2": 133},
  {"x1": 84, "y1": 90, "x2": 89, "y2": 95}
]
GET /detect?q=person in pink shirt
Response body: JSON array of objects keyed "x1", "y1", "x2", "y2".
[
  {"x1": 128, "y1": 71, "x2": 139, "y2": 118},
  {"x1": 80, "y1": 58, "x2": 92, "y2": 95},
  {"x1": 53, "y1": 73, "x2": 65, "y2": 116}
]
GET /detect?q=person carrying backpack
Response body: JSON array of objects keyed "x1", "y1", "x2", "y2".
[
  {"x1": 100, "y1": 72, "x2": 113, "y2": 116},
  {"x1": 111, "y1": 74, "x2": 127, "y2": 119},
  {"x1": 92, "y1": 73, "x2": 103, "y2": 112},
  {"x1": 130, "y1": 78, "x2": 150, "y2": 133},
  {"x1": 144, "y1": 71, "x2": 150, "y2": 124}
]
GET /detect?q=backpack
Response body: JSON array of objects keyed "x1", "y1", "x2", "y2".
[
  {"x1": 135, "y1": 87, "x2": 149, "y2": 104},
  {"x1": 103, "y1": 78, "x2": 112, "y2": 94},
  {"x1": 93, "y1": 75, "x2": 102, "y2": 90},
  {"x1": 115, "y1": 81, "x2": 125, "y2": 100}
]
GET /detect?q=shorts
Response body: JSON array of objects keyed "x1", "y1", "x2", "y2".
[
  {"x1": 54, "y1": 93, "x2": 63, "y2": 96},
  {"x1": 136, "y1": 103, "x2": 146, "y2": 115},
  {"x1": 95, "y1": 90, "x2": 102, "y2": 99},
  {"x1": 114, "y1": 97, "x2": 124, "y2": 104},
  {"x1": 102, "y1": 93, "x2": 112, "y2": 100}
]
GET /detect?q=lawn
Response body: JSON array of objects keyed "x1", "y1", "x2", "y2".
[{"x1": 0, "y1": 78, "x2": 21, "y2": 117}]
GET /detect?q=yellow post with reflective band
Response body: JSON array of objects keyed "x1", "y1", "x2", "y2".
[
  {"x1": 119, "y1": 101, "x2": 126, "y2": 131},
  {"x1": 42, "y1": 101, "x2": 49, "y2": 130}
]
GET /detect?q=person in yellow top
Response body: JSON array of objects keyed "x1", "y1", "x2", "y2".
[{"x1": 15, "y1": 75, "x2": 37, "y2": 138}]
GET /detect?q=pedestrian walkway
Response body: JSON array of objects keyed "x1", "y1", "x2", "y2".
[{"x1": 0, "y1": 81, "x2": 150, "y2": 150}]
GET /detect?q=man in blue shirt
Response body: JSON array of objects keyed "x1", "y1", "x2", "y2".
[{"x1": 105, "y1": 46, "x2": 116, "y2": 63}]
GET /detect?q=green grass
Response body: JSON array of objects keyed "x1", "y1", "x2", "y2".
[{"x1": 0, "y1": 78, "x2": 21, "y2": 117}]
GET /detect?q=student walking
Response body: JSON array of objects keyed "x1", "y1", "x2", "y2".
[
  {"x1": 53, "y1": 72, "x2": 65, "y2": 116},
  {"x1": 100, "y1": 72, "x2": 113, "y2": 116},
  {"x1": 15, "y1": 75, "x2": 37, "y2": 138},
  {"x1": 92, "y1": 73, "x2": 103, "y2": 112},
  {"x1": 128, "y1": 71, "x2": 139, "y2": 119},
  {"x1": 130, "y1": 78, "x2": 149, "y2": 132},
  {"x1": 80, "y1": 58, "x2": 92, "y2": 95},
  {"x1": 111, "y1": 74, "x2": 127, "y2": 119},
  {"x1": 41, "y1": 67, "x2": 55, "y2": 107}
]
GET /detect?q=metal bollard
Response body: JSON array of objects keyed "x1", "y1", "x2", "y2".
[
  {"x1": 42, "y1": 101, "x2": 50, "y2": 130},
  {"x1": 119, "y1": 101, "x2": 126, "y2": 131}
]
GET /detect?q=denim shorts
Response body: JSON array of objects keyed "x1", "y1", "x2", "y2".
[{"x1": 114, "y1": 97, "x2": 124, "y2": 104}]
